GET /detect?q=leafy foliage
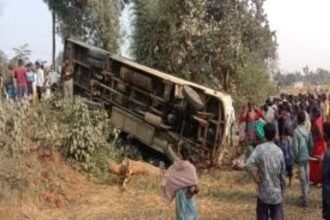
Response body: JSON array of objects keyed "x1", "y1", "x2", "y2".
[
  {"x1": 132, "y1": 0, "x2": 277, "y2": 97},
  {"x1": 0, "y1": 50, "x2": 7, "y2": 65},
  {"x1": 0, "y1": 101, "x2": 29, "y2": 156},
  {"x1": 0, "y1": 95, "x2": 138, "y2": 199},
  {"x1": 11, "y1": 44, "x2": 31, "y2": 63},
  {"x1": 43, "y1": 0, "x2": 120, "y2": 52},
  {"x1": 29, "y1": 94, "x2": 124, "y2": 175},
  {"x1": 233, "y1": 58, "x2": 276, "y2": 107},
  {"x1": 0, "y1": 102, "x2": 30, "y2": 201},
  {"x1": 65, "y1": 99, "x2": 114, "y2": 171}
]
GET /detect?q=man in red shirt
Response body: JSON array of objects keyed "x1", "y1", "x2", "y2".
[{"x1": 14, "y1": 59, "x2": 27, "y2": 100}]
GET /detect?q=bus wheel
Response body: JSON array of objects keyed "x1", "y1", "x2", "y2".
[{"x1": 183, "y1": 85, "x2": 204, "y2": 110}]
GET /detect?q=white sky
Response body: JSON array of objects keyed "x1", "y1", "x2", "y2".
[
  {"x1": 265, "y1": 0, "x2": 330, "y2": 72},
  {"x1": 0, "y1": 0, "x2": 62, "y2": 65},
  {"x1": 0, "y1": 0, "x2": 329, "y2": 72}
]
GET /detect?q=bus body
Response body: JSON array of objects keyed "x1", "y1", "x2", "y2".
[{"x1": 63, "y1": 38, "x2": 234, "y2": 167}]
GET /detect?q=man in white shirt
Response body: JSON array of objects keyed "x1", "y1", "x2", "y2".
[
  {"x1": 35, "y1": 61, "x2": 44, "y2": 101},
  {"x1": 49, "y1": 65, "x2": 60, "y2": 92}
]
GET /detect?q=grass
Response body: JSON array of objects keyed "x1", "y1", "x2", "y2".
[{"x1": 1, "y1": 160, "x2": 321, "y2": 220}]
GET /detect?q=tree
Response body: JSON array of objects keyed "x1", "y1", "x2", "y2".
[
  {"x1": 0, "y1": 50, "x2": 7, "y2": 75},
  {"x1": 52, "y1": 3, "x2": 56, "y2": 68},
  {"x1": 43, "y1": 0, "x2": 120, "y2": 52},
  {"x1": 132, "y1": 0, "x2": 183, "y2": 74},
  {"x1": 234, "y1": 58, "x2": 276, "y2": 107},
  {"x1": 0, "y1": 50, "x2": 7, "y2": 64},
  {"x1": 88, "y1": 0, "x2": 120, "y2": 52},
  {"x1": 132, "y1": 0, "x2": 277, "y2": 95},
  {"x1": 12, "y1": 44, "x2": 31, "y2": 63}
]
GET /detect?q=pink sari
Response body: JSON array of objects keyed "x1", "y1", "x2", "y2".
[{"x1": 162, "y1": 160, "x2": 198, "y2": 203}]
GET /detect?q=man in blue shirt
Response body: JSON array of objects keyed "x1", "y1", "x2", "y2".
[
  {"x1": 293, "y1": 111, "x2": 312, "y2": 207},
  {"x1": 323, "y1": 122, "x2": 330, "y2": 219},
  {"x1": 246, "y1": 123, "x2": 286, "y2": 220}
]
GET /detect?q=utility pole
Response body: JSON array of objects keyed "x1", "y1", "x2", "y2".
[{"x1": 52, "y1": 2, "x2": 56, "y2": 70}]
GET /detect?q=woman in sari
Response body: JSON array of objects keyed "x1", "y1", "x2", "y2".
[
  {"x1": 311, "y1": 107, "x2": 324, "y2": 139},
  {"x1": 245, "y1": 103, "x2": 257, "y2": 145},
  {"x1": 163, "y1": 143, "x2": 199, "y2": 220},
  {"x1": 310, "y1": 107, "x2": 326, "y2": 185}
]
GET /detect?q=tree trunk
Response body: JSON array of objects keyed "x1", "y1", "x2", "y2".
[
  {"x1": 52, "y1": 9, "x2": 56, "y2": 69},
  {"x1": 222, "y1": 69, "x2": 230, "y2": 92}
]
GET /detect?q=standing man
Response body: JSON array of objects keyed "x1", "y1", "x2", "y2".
[
  {"x1": 246, "y1": 123, "x2": 286, "y2": 220},
  {"x1": 323, "y1": 122, "x2": 330, "y2": 220},
  {"x1": 293, "y1": 111, "x2": 313, "y2": 207},
  {"x1": 35, "y1": 61, "x2": 44, "y2": 101},
  {"x1": 61, "y1": 59, "x2": 74, "y2": 98},
  {"x1": 49, "y1": 65, "x2": 60, "y2": 92},
  {"x1": 13, "y1": 59, "x2": 27, "y2": 101}
]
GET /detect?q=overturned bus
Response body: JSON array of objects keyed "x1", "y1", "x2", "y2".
[{"x1": 63, "y1": 39, "x2": 234, "y2": 167}]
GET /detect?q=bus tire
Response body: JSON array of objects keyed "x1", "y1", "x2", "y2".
[
  {"x1": 183, "y1": 85, "x2": 204, "y2": 110},
  {"x1": 88, "y1": 49, "x2": 108, "y2": 60},
  {"x1": 87, "y1": 57, "x2": 105, "y2": 69}
]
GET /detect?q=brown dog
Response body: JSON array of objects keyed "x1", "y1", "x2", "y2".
[{"x1": 108, "y1": 158, "x2": 161, "y2": 190}]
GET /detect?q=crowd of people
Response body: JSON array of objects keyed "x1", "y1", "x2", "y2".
[
  {"x1": 237, "y1": 94, "x2": 330, "y2": 219},
  {"x1": 0, "y1": 58, "x2": 74, "y2": 102}
]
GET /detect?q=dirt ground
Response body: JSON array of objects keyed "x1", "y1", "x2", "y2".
[{"x1": 0, "y1": 149, "x2": 323, "y2": 220}]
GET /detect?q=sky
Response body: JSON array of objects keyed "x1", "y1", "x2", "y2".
[
  {"x1": 264, "y1": 0, "x2": 330, "y2": 72},
  {"x1": 0, "y1": 0, "x2": 329, "y2": 72},
  {"x1": 0, "y1": 0, "x2": 62, "y2": 65}
]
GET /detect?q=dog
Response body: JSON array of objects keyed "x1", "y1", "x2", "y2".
[{"x1": 108, "y1": 157, "x2": 161, "y2": 190}]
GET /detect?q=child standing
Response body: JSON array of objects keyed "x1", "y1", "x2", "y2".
[{"x1": 279, "y1": 126, "x2": 294, "y2": 187}]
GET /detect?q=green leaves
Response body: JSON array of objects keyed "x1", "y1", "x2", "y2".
[
  {"x1": 233, "y1": 58, "x2": 276, "y2": 107},
  {"x1": 62, "y1": 98, "x2": 109, "y2": 170},
  {"x1": 43, "y1": 0, "x2": 120, "y2": 52},
  {"x1": 132, "y1": 0, "x2": 277, "y2": 94},
  {"x1": 11, "y1": 44, "x2": 32, "y2": 64}
]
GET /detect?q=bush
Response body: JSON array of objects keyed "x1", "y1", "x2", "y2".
[
  {"x1": 0, "y1": 101, "x2": 29, "y2": 200},
  {"x1": 29, "y1": 95, "x2": 123, "y2": 177},
  {"x1": 0, "y1": 152, "x2": 27, "y2": 200},
  {"x1": 0, "y1": 101, "x2": 28, "y2": 156},
  {"x1": 65, "y1": 98, "x2": 115, "y2": 171}
]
